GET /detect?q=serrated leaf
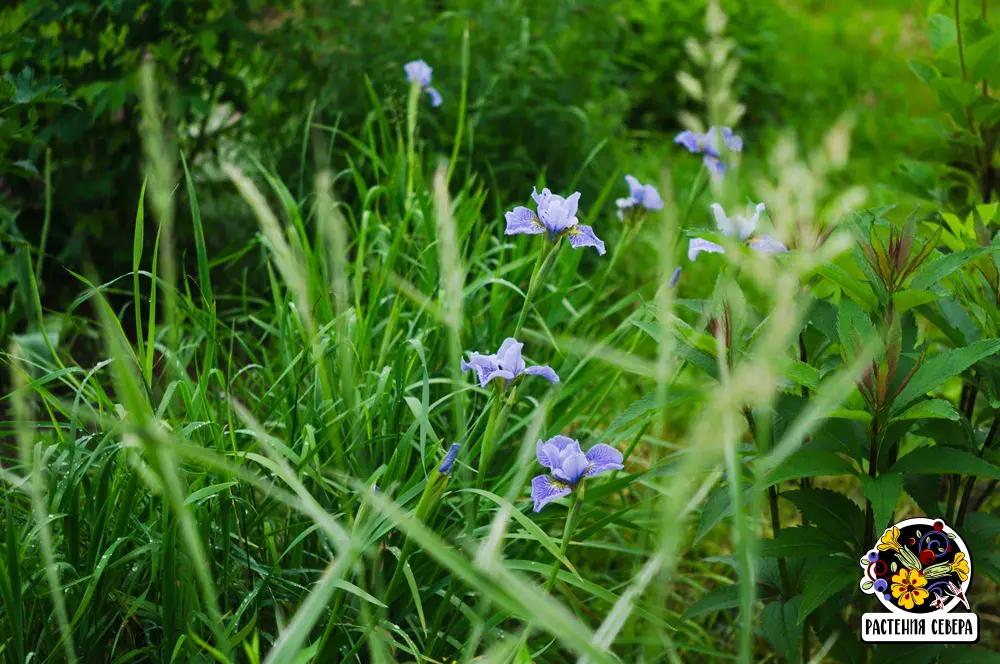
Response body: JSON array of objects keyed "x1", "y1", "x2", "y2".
[
  {"x1": 891, "y1": 398, "x2": 961, "y2": 422},
  {"x1": 892, "y1": 446, "x2": 1000, "y2": 480},
  {"x1": 761, "y1": 598, "x2": 801, "y2": 663},
  {"x1": 782, "y1": 489, "x2": 864, "y2": 549},
  {"x1": 797, "y1": 557, "x2": 855, "y2": 624},
  {"x1": 890, "y1": 340, "x2": 1000, "y2": 414},
  {"x1": 910, "y1": 247, "x2": 998, "y2": 289},
  {"x1": 760, "y1": 526, "x2": 847, "y2": 558},
  {"x1": 861, "y1": 472, "x2": 903, "y2": 533},
  {"x1": 681, "y1": 584, "x2": 740, "y2": 621},
  {"x1": 763, "y1": 449, "x2": 856, "y2": 486}
]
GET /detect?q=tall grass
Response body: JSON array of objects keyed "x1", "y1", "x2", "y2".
[{"x1": 1, "y1": 11, "x2": 890, "y2": 664}]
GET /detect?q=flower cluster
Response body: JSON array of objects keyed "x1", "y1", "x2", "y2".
[
  {"x1": 461, "y1": 337, "x2": 558, "y2": 388},
  {"x1": 688, "y1": 202, "x2": 787, "y2": 261},
  {"x1": 505, "y1": 188, "x2": 606, "y2": 255},
  {"x1": 675, "y1": 126, "x2": 743, "y2": 177},
  {"x1": 530, "y1": 436, "x2": 623, "y2": 512},
  {"x1": 404, "y1": 59, "x2": 443, "y2": 108}
]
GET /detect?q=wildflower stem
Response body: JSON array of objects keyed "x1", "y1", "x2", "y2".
[
  {"x1": 514, "y1": 238, "x2": 561, "y2": 338},
  {"x1": 405, "y1": 80, "x2": 421, "y2": 204},
  {"x1": 544, "y1": 483, "x2": 585, "y2": 592}
]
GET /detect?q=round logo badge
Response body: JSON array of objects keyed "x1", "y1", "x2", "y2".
[{"x1": 859, "y1": 517, "x2": 972, "y2": 615}]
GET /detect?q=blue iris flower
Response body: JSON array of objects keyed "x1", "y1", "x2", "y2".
[
  {"x1": 438, "y1": 443, "x2": 460, "y2": 474},
  {"x1": 461, "y1": 337, "x2": 559, "y2": 388},
  {"x1": 616, "y1": 175, "x2": 664, "y2": 221},
  {"x1": 404, "y1": 59, "x2": 443, "y2": 108},
  {"x1": 674, "y1": 126, "x2": 743, "y2": 176},
  {"x1": 530, "y1": 436, "x2": 623, "y2": 512},
  {"x1": 688, "y1": 202, "x2": 787, "y2": 261},
  {"x1": 505, "y1": 187, "x2": 606, "y2": 255}
]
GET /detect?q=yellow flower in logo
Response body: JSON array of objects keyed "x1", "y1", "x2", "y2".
[
  {"x1": 891, "y1": 568, "x2": 929, "y2": 610},
  {"x1": 878, "y1": 526, "x2": 902, "y2": 552},
  {"x1": 949, "y1": 552, "x2": 969, "y2": 582}
]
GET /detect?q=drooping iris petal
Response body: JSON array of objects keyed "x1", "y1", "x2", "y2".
[
  {"x1": 615, "y1": 197, "x2": 635, "y2": 220},
  {"x1": 639, "y1": 184, "x2": 664, "y2": 210},
  {"x1": 426, "y1": 87, "x2": 443, "y2": 108},
  {"x1": 523, "y1": 365, "x2": 559, "y2": 383},
  {"x1": 460, "y1": 353, "x2": 499, "y2": 387},
  {"x1": 504, "y1": 206, "x2": 544, "y2": 235},
  {"x1": 438, "y1": 443, "x2": 460, "y2": 474},
  {"x1": 481, "y1": 368, "x2": 516, "y2": 384},
  {"x1": 584, "y1": 443, "x2": 624, "y2": 476},
  {"x1": 721, "y1": 127, "x2": 743, "y2": 152},
  {"x1": 674, "y1": 130, "x2": 703, "y2": 153},
  {"x1": 531, "y1": 475, "x2": 572, "y2": 512},
  {"x1": 688, "y1": 238, "x2": 726, "y2": 261},
  {"x1": 703, "y1": 155, "x2": 726, "y2": 177},
  {"x1": 404, "y1": 60, "x2": 433, "y2": 87},
  {"x1": 567, "y1": 225, "x2": 606, "y2": 255},
  {"x1": 624, "y1": 175, "x2": 664, "y2": 211},
  {"x1": 748, "y1": 234, "x2": 788, "y2": 254}
]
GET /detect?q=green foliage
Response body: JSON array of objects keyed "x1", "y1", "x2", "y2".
[{"x1": 3, "y1": 2, "x2": 1000, "y2": 664}]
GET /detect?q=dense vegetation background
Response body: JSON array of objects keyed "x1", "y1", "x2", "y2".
[{"x1": 3, "y1": 0, "x2": 1000, "y2": 662}]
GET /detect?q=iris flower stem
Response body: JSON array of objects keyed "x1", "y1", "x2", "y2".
[
  {"x1": 514, "y1": 238, "x2": 562, "y2": 339},
  {"x1": 405, "y1": 81, "x2": 421, "y2": 204},
  {"x1": 589, "y1": 221, "x2": 642, "y2": 308},
  {"x1": 385, "y1": 469, "x2": 451, "y2": 604},
  {"x1": 472, "y1": 390, "x2": 513, "y2": 519},
  {"x1": 544, "y1": 484, "x2": 585, "y2": 592}
]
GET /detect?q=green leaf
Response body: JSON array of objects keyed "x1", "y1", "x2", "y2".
[
  {"x1": 460, "y1": 489, "x2": 578, "y2": 577},
  {"x1": 965, "y1": 31, "x2": 1000, "y2": 82},
  {"x1": 891, "y1": 398, "x2": 961, "y2": 422},
  {"x1": 937, "y1": 648, "x2": 1000, "y2": 664},
  {"x1": 782, "y1": 489, "x2": 864, "y2": 549},
  {"x1": 781, "y1": 361, "x2": 820, "y2": 392},
  {"x1": 681, "y1": 584, "x2": 740, "y2": 621},
  {"x1": 872, "y1": 643, "x2": 942, "y2": 664},
  {"x1": 892, "y1": 289, "x2": 940, "y2": 313},
  {"x1": 928, "y1": 15, "x2": 957, "y2": 53},
  {"x1": 908, "y1": 59, "x2": 939, "y2": 85},
  {"x1": 763, "y1": 449, "x2": 856, "y2": 486},
  {"x1": 890, "y1": 339, "x2": 1000, "y2": 414},
  {"x1": 910, "y1": 247, "x2": 998, "y2": 289},
  {"x1": 760, "y1": 526, "x2": 848, "y2": 558},
  {"x1": 892, "y1": 446, "x2": 1000, "y2": 480},
  {"x1": 860, "y1": 473, "x2": 903, "y2": 533},
  {"x1": 797, "y1": 557, "x2": 855, "y2": 624},
  {"x1": 761, "y1": 598, "x2": 801, "y2": 663},
  {"x1": 816, "y1": 264, "x2": 877, "y2": 312}
]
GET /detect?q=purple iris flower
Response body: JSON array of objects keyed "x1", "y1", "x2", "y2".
[
  {"x1": 674, "y1": 127, "x2": 743, "y2": 176},
  {"x1": 404, "y1": 59, "x2": 443, "y2": 108},
  {"x1": 460, "y1": 337, "x2": 559, "y2": 388},
  {"x1": 616, "y1": 175, "x2": 664, "y2": 221},
  {"x1": 687, "y1": 202, "x2": 787, "y2": 261},
  {"x1": 438, "y1": 443, "x2": 460, "y2": 474},
  {"x1": 530, "y1": 436, "x2": 623, "y2": 512},
  {"x1": 504, "y1": 188, "x2": 606, "y2": 255}
]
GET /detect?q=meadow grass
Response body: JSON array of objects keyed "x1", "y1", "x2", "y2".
[{"x1": 3, "y1": 5, "x2": 1000, "y2": 664}]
